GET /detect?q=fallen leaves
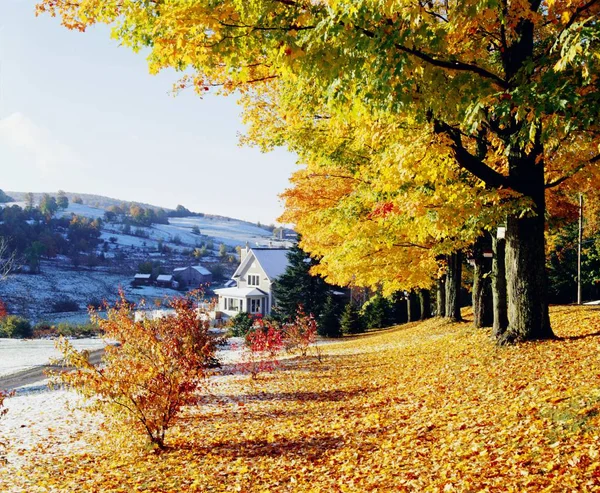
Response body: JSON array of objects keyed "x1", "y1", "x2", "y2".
[{"x1": 2, "y1": 305, "x2": 600, "y2": 491}]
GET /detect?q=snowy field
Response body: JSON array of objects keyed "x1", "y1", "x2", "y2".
[
  {"x1": 59, "y1": 202, "x2": 281, "y2": 249},
  {"x1": 0, "y1": 338, "x2": 105, "y2": 377},
  {"x1": 0, "y1": 267, "x2": 126, "y2": 322},
  {"x1": 0, "y1": 262, "x2": 185, "y2": 322},
  {"x1": 58, "y1": 202, "x2": 105, "y2": 220}
]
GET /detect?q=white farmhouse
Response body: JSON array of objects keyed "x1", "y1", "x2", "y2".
[{"x1": 214, "y1": 247, "x2": 289, "y2": 318}]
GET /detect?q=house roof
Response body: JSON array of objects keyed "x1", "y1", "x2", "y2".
[
  {"x1": 192, "y1": 265, "x2": 211, "y2": 276},
  {"x1": 134, "y1": 273, "x2": 151, "y2": 279},
  {"x1": 156, "y1": 275, "x2": 173, "y2": 282},
  {"x1": 233, "y1": 248, "x2": 289, "y2": 281},
  {"x1": 214, "y1": 287, "x2": 268, "y2": 297},
  {"x1": 173, "y1": 265, "x2": 211, "y2": 276}
]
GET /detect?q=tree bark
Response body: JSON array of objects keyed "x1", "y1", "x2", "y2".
[
  {"x1": 419, "y1": 290, "x2": 432, "y2": 320},
  {"x1": 473, "y1": 235, "x2": 493, "y2": 328},
  {"x1": 436, "y1": 277, "x2": 446, "y2": 317},
  {"x1": 407, "y1": 291, "x2": 420, "y2": 322},
  {"x1": 445, "y1": 251, "x2": 462, "y2": 322},
  {"x1": 492, "y1": 235, "x2": 508, "y2": 338},
  {"x1": 500, "y1": 148, "x2": 554, "y2": 343}
]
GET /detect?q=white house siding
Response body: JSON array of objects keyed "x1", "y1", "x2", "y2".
[{"x1": 216, "y1": 248, "x2": 289, "y2": 318}]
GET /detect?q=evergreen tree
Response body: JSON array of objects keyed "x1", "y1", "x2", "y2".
[
  {"x1": 318, "y1": 294, "x2": 342, "y2": 338},
  {"x1": 272, "y1": 243, "x2": 329, "y2": 321},
  {"x1": 361, "y1": 294, "x2": 389, "y2": 330},
  {"x1": 340, "y1": 302, "x2": 361, "y2": 335}
]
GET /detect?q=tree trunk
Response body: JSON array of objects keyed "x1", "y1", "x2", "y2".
[
  {"x1": 391, "y1": 292, "x2": 408, "y2": 325},
  {"x1": 436, "y1": 276, "x2": 446, "y2": 317},
  {"x1": 473, "y1": 235, "x2": 493, "y2": 328},
  {"x1": 500, "y1": 149, "x2": 554, "y2": 343},
  {"x1": 407, "y1": 291, "x2": 420, "y2": 322},
  {"x1": 445, "y1": 251, "x2": 462, "y2": 321},
  {"x1": 419, "y1": 290, "x2": 432, "y2": 320},
  {"x1": 492, "y1": 234, "x2": 508, "y2": 338}
]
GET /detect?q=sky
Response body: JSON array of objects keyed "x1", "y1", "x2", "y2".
[{"x1": 0, "y1": 1, "x2": 299, "y2": 224}]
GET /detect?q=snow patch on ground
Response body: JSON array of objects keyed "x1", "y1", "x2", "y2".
[
  {"x1": 58, "y1": 203, "x2": 105, "y2": 220},
  {"x1": 0, "y1": 338, "x2": 106, "y2": 377},
  {"x1": 0, "y1": 389, "x2": 103, "y2": 470}
]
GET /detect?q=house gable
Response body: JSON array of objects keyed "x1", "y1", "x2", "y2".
[
  {"x1": 235, "y1": 252, "x2": 270, "y2": 292},
  {"x1": 233, "y1": 248, "x2": 289, "y2": 293},
  {"x1": 216, "y1": 248, "x2": 289, "y2": 318}
]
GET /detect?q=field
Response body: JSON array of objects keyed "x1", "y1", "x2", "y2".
[{"x1": 2, "y1": 305, "x2": 600, "y2": 491}]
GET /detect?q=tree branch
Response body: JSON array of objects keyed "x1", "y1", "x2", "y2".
[
  {"x1": 433, "y1": 119, "x2": 510, "y2": 189},
  {"x1": 545, "y1": 153, "x2": 600, "y2": 188},
  {"x1": 359, "y1": 26, "x2": 508, "y2": 89}
]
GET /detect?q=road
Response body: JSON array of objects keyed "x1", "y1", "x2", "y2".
[{"x1": 0, "y1": 348, "x2": 105, "y2": 392}]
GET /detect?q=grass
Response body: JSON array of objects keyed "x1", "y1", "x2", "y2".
[{"x1": 3, "y1": 305, "x2": 600, "y2": 492}]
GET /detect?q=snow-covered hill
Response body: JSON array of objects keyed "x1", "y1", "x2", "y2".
[
  {"x1": 0, "y1": 198, "x2": 293, "y2": 323},
  {"x1": 59, "y1": 202, "x2": 284, "y2": 249}
]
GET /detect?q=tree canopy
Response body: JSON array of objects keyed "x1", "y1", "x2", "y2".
[{"x1": 37, "y1": 0, "x2": 600, "y2": 341}]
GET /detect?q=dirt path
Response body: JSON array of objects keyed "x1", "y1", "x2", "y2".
[{"x1": 0, "y1": 348, "x2": 104, "y2": 391}]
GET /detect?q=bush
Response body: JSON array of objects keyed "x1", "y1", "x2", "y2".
[
  {"x1": 87, "y1": 298, "x2": 104, "y2": 310},
  {"x1": 229, "y1": 312, "x2": 255, "y2": 337},
  {"x1": 0, "y1": 316, "x2": 33, "y2": 338},
  {"x1": 340, "y1": 302, "x2": 362, "y2": 335},
  {"x1": 361, "y1": 295, "x2": 390, "y2": 330},
  {"x1": 282, "y1": 308, "x2": 317, "y2": 356},
  {"x1": 238, "y1": 320, "x2": 285, "y2": 379},
  {"x1": 51, "y1": 298, "x2": 80, "y2": 313},
  {"x1": 53, "y1": 293, "x2": 220, "y2": 449},
  {"x1": 318, "y1": 294, "x2": 342, "y2": 338},
  {"x1": 33, "y1": 322, "x2": 100, "y2": 338}
]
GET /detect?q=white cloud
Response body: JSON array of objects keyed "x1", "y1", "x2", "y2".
[{"x1": 0, "y1": 112, "x2": 83, "y2": 175}]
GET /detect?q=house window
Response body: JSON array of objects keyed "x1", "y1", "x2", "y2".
[
  {"x1": 224, "y1": 298, "x2": 240, "y2": 311},
  {"x1": 248, "y1": 274, "x2": 260, "y2": 286},
  {"x1": 250, "y1": 299, "x2": 261, "y2": 313}
]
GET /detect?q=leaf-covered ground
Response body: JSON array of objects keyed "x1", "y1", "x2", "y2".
[{"x1": 3, "y1": 305, "x2": 600, "y2": 492}]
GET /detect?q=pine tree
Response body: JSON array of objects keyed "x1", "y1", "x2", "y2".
[
  {"x1": 318, "y1": 294, "x2": 342, "y2": 338},
  {"x1": 340, "y1": 302, "x2": 361, "y2": 335},
  {"x1": 272, "y1": 244, "x2": 329, "y2": 321}
]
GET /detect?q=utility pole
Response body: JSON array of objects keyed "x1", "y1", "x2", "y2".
[{"x1": 577, "y1": 194, "x2": 583, "y2": 305}]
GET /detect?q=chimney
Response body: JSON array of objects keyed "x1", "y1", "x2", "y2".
[{"x1": 240, "y1": 242, "x2": 250, "y2": 262}]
